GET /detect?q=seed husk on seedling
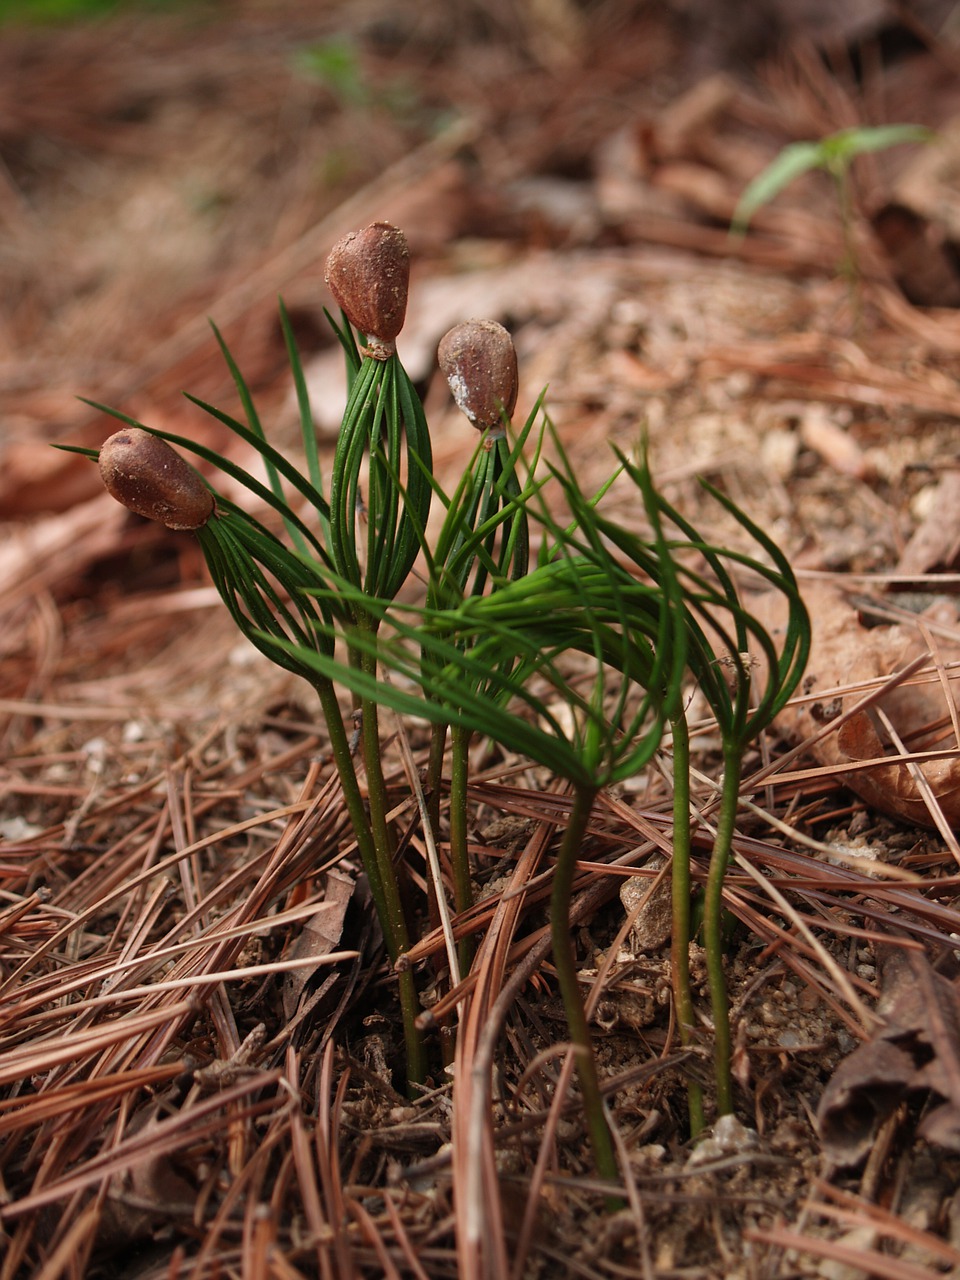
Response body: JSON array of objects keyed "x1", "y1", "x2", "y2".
[
  {"x1": 438, "y1": 319, "x2": 519, "y2": 431},
  {"x1": 99, "y1": 426, "x2": 215, "y2": 530},
  {"x1": 324, "y1": 220, "x2": 409, "y2": 353},
  {"x1": 426, "y1": 318, "x2": 531, "y2": 974}
]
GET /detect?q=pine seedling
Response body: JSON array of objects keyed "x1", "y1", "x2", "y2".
[
  {"x1": 732, "y1": 123, "x2": 932, "y2": 309},
  {"x1": 71, "y1": 417, "x2": 406, "y2": 953},
  {"x1": 427, "y1": 319, "x2": 532, "y2": 972},
  {"x1": 626, "y1": 466, "x2": 810, "y2": 1123},
  {"x1": 321, "y1": 224, "x2": 433, "y2": 1080},
  {"x1": 525, "y1": 440, "x2": 705, "y2": 1130},
  {"x1": 522, "y1": 439, "x2": 808, "y2": 1131},
  {"x1": 731, "y1": 124, "x2": 932, "y2": 239},
  {"x1": 70, "y1": 226, "x2": 433, "y2": 1084}
]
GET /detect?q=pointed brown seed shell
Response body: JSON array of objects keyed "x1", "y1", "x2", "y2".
[
  {"x1": 324, "y1": 222, "x2": 409, "y2": 344},
  {"x1": 99, "y1": 427, "x2": 214, "y2": 530},
  {"x1": 437, "y1": 320, "x2": 519, "y2": 430}
]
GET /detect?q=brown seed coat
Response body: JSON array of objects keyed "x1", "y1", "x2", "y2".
[
  {"x1": 437, "y1": 320, "x2": 519, "y2": 430},
  {"x1": 324, "y1": 222, "x2": 409, "y2": 345},
  {"x1": 99, "y1": 427, "x2": 214, "y2": 530}
]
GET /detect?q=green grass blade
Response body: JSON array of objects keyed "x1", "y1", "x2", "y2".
[
  {"x1": 731, "y1": 140, "x2": 823, "y2": 236},
  {"x1": 827, "y1": 123, "x2": 933, "y2": 160}
]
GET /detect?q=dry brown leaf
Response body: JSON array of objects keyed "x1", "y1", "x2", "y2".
[
  {"x1": 817, "y1": 949, "x2": 960, "y2": 1165},
  {"x1": 797, "y1": 406, "x2": 872, "y2": 481},
  {"x1": 102, "y1": 1098, "x2": 198, "y2": 1245},
  {"x1": 816, "y1": 1037, "x2": 916, "y2": 1166},
  {"x1": 896, "y1": 470, "x2": 960, "y2": 577},
  {"x1": 755, "y1": 581, "x2": 960, "y2": 828},
  {"x1": 873, "y1": 117, "x2": 960, "y2": 308},
  {"x1": 281, "y1": 869, "x2": 354, "y2": 1020}
]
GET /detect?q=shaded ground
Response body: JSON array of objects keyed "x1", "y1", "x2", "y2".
[{"x1": 5, "y1": 2, "x2": 960, "y2": 1276}]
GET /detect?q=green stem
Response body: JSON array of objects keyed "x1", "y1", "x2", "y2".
[
  {"x1": 449, "y1": 723, "x2": 475, "y2": 974},
  {"x1": 359, "y1": 687, "x2": 402, "y2": 951},
  {"x1": 702, "y1": 745, "x2": 743, "y2": 1118},
  {"x1": 314, "y1": 678, "x2": 388, "y2": 927},
  {"x1": 396, "y1": 956, "x2": 428, "y2": 1088},
  {"x1": 425, "y1": 720, "x2": 447, "y2": 833},
  {"x1": 833, "y1": 167, "x2": 862, "y2": 327},
  {"x1": 361, "y1": 677, "x2": 428, "y2": 1087},
  {"x1": 422, "y1": 717, "x2": 446, "y2": 968},
  {"x1": 669, "y1": 713, "x2": 705, "y2": 1137},
  {"x1": 550, "y1": 784, "x2": 618, "y2": 1185},
  {"x1": 316, "y1": 669, "x2": 426, "y2": 1087},
  {"x1": 354, "y1": 616, "x2": 428, "y2": 1087}
]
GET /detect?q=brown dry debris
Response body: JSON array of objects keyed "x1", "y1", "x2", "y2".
[
  {"x1": 7, "y1": 2, "x2": 960, "y2": 1277},
  {"x1": 754, "y1": 580, "x2": 960, "y2": 834}
]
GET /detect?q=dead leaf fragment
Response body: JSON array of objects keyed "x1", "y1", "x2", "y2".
[
  {"x1": 620, "y1": 860, "x2": 672, "y2": 952},
  {"x1": 817, "y1": 950, "x2": 960, "y2": 1165},
  {"x1": 896, "y1": 470, "x2": 960, "y2": 577},
  {"x1": 281, "y1": 869, "x2": 354, "y2": 1019},
  {"x1": 873, "y1": 117, "x2": 960, "y2": 308},
  {"x1": 798, "y1": 407, "x2": 871, "y2": 481},
  {"x1": 816, "y1": 1037, "x2": 917, "y2": 1166},
  {"x1": 755, "y1": 581, "x2": 960, "y2": 828}
]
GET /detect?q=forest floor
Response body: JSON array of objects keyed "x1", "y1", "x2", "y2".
[{"x1": 5, "y1": 2, "x2": 960, "y2": 1277}]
